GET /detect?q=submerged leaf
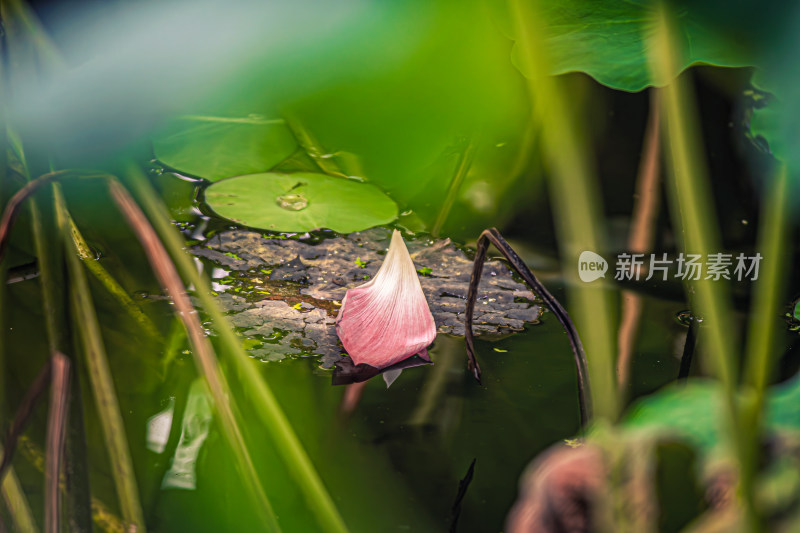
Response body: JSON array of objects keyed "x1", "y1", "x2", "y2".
[{"x1": 336, "y1": 230, "x2": 436, "y2": 369}]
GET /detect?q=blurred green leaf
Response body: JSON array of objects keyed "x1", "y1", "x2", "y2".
[
  {"x1": 497, "y1": 0, "x2": 756, "y2": 91},
  {"x1": 748, "y1": 51, "x2": 800, "y2": 178},
  {"x1": 624, "y1": 380, "x2": 722, "y2": 454},
  {"x1": 152, "y1": 115, "x2": 297, "y2": 181},
  {"x1": 204, "y1": 172, "x2": 398, "y2": 233},
  {"x1": 623, "y1": 372, "x2": 800, "y2": 457}
]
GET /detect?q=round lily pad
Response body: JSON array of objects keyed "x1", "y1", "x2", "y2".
[
  {"x1": 152, "y1": 115, "x2": 297, "y2": 181},
  {"x1": 204, "y1": 172, "x2": 398, "y2": 233}
]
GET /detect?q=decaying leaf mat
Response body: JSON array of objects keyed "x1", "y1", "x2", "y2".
[{"x1": 192, "y1": 227, "x2": 543, "y2": 367}]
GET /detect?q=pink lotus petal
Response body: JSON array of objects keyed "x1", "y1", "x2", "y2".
[{"x1": 335, "y1": 230, "x2": 436, "y2": 369}]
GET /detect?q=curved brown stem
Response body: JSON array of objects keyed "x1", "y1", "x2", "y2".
[
  {"x1": 617, "y1": 90, "x2": 662, "y2": 388},
  {"x1": 108, "y1": 177, "x2": 281, "y2": 531},
  {"x1": 0, "y1": 170, "x2": 106, "y2": 265},
  {"x1": 45, "y1": 353, "x2": 70, "y2": 533},
  {"x1": 465, "y1": 228, "x2": 592, "y2": 427},
  {"x1": 0, "y1": 356, "x2": 53, "y2": 484}
]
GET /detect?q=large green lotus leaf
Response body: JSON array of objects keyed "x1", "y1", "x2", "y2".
[
  {"x1": 748, "y1": 34, "x2": 800, "y2": 174},
  {"x1": 152, "y1": 115, "x2": 297, "y2": 181},
  {"x1": 623, "y1": 372, "x2": 800, "y2": 457},
  {"x1": 204, "y1": 172, "x2": 398, "y2": 233},
  {"x1": 496, "y1": 0, "x2": 759, "y2": 92}
]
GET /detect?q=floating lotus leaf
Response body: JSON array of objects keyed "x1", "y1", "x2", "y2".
[
  {"x1": 203, "y1": 172, "x2": 398, "y2": 233},
  {"x1": 152, "y1": 115, "x2": 297, "y2": 181}
]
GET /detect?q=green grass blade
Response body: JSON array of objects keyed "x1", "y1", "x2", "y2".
[
  {"x1": 107, "y1": 178, "x2": 282, "y2": 532},
  {"x1": 2, "y1": 158, "x2": 96, "y2": 533},
  {"x1": 740, "y1": 165, "x2": 790, "y2": 528},
  {"x1": 431, "y1": 137, "x2": 476, "y2": 238},
  {"x1": 744, "y1": 166, "x2": 789, "y2": 406},
  {"x1": 53, "y1": 184, "x2": 147, "y2": 532},
  {"x1": 124, "y1": 164, "x2": 349, "y2": 533},
  {"x1": 65, "y1": 212, "x2": 159, "y2": 337},
  {"x1": 648, "y1": 4, "x2": 758, "y2": 529},
  {"x1": 648, "y1": 9, "x2": 739, "y2": 395},
  {"x1": 28, "y1": 187, "x2": 64, "y2": 355},
  {"x1": 16, "y1": 435, "x2": 125, "y2": 533},
  {"x1": 0, "y1": 446, "x2": 39, "y2": 533},
  {"x1": 508, "y1": 0, "x2": 619, "y2": 422}
]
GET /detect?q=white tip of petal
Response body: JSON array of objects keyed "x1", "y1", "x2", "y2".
[
  {"x1": 382, "y1": 369, "x2": 403, "y2": 388},
  {"x1": 335, "y1": 230, "x2": 436, "y2": 369}
]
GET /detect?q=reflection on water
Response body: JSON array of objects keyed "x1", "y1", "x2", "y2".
[
  {"x1": 146, "y1": 399, "x2": 174, "y2": 454},
  {"x1": 161, "y1": 380, "x2": 211, "y2": 491}
]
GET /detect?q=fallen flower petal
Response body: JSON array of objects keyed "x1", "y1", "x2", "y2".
[{"x1": 335, "y1": 229, "x2": 436, "y2": 369}]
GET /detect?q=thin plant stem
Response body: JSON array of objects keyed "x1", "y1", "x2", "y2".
[
  {"x1": 160, "y1": 316, "x2": 187, "y2": 377},
  {"x1": 739, "y1": 165, "x2": 789, "y2": 527},
  {"x1": 54, "y1": 184, "x2": 147, "y2": 532},
  {"x1": 617, "y1": 92, "x2": 662, "y2": 388},
  {"x1": 29, "y1": 197, "x2": 62, "y2": 354},
  {"x1": 0, "y1": 168, "x2": 157, "y2": 338},
  {"x1": 107, "y1": 178, "x2": 282, "y2": 532},
  {"x1": 0, "y1": 446, "x2": 38, "y2": 533},
  {"x1": 0, "y1": 359, "x2": 51, "y2": 483},
  {"x1": 123, "y1": 164, "x2": 349, "y2": 533},
  {"x1": 2, "y1": 7, "x2": 93, "y2": 531},
  {"x1": 507, "y1": 119, "x2": 538, "y2": 180},
  {"x1": 744, "y1": 166, "x2": 789, "y2": 407},
  {"x1": 649, "y1": 7, "x2": 739, "y2": 393},
  {"x1": 66, "y1": 211, "x2": 159, "y2": 337},
  {"x1": 648, "y1": 4, "x2": 754, "y2": 529},
  {"x1": 16, "y1": 434, "x2": 125, "y2": 533},
  {"x1": 0, "y1": 353, "x2": 42, "y2": 531},
  {"x1": 508, "y1": 0, "x2": 619, "y2": 422},
  {"x1": 0, "y1": 165, "x2": 97, "y2": 533},
  {"x1": 44, "y1": 353, "x2": 70, "y2": 533},
  {"x1": 432, "y1": 138, "x2": 476, "y2": 237},
  {"x1": 0, "y1": 170, "x2": 106, "y2": 264},
  {"x1": 61, "y1": 287, "x2": 94, "y2": 533},
  {"x1": 284, "y1": 113, "x2": 359, "y2": 179},
  {"x1": 0, "y1": 0, "x2": 8, "y2": 443},
  {"x1": 465, "y1": 228, "x2": 591, "y2": 428},
  {"x1": 0, "y1": 167, "x2": 96, "y2": 530},
  {"x1": 0, "y1": 266, "x2": 32, "y2": 533}
]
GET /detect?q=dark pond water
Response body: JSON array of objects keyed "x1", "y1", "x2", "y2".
[
  {"x1": 5, "y1": 67, "x2": 795, "y2": 533},
  {"x1": 1, "y1": 172, "x2": 696, "y2": 533}
]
